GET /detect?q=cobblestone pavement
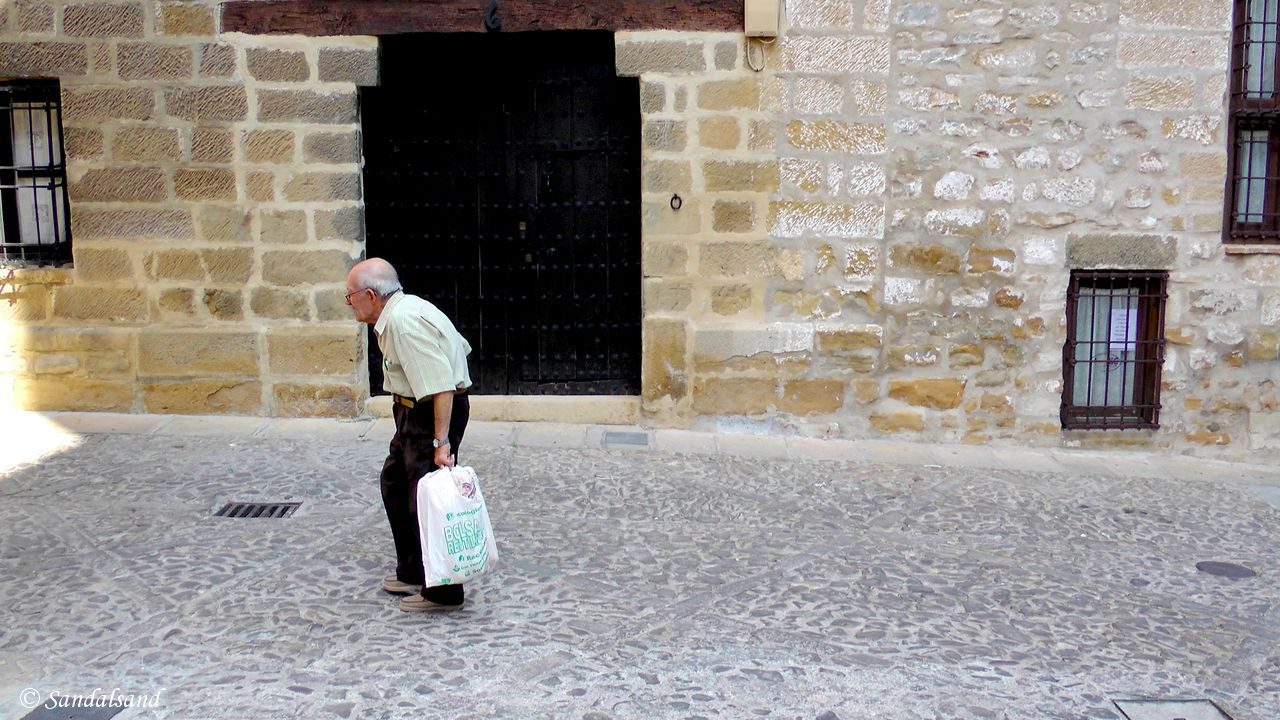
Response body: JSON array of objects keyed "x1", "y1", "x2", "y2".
[{"x1": 1, "y1": 412, "x2": 1278, "y2": 720}]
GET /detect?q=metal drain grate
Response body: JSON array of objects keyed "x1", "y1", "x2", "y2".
[
  {"x1": 1114, "y1": 698, "x2": 1235, "y2": 720},
  {"x1": 214, "y1": 502, "x2": 300, "y2": 518},
  {"x1": 602, "y1": 431, "x2": 650, "y2": 447}
]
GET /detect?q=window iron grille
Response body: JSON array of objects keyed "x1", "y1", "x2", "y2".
[
  {"x1": 1227, "y1": 0, "x2": 1280, "y2": 241},
  {"x1": 1061, "y1": 271, "x2": 1168, "y2": 430},
  {"x1": 0, "y1": 80, "x2": 71, "y2": 266}
]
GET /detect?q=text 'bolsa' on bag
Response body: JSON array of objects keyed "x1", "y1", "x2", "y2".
[{"x1": 417, "y1": 465, "x2": 499, "y2": 589}]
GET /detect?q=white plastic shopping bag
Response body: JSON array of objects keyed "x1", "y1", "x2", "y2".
[{"x1": 417, "y1": 465, "x2": 499, "y2": 589}]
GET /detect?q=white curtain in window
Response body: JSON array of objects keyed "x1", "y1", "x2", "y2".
[
  {"x1": 1247, "y1": 0, "x2": 1279, "y2": 97},
  {"x1": 1072, "y1": 286, "x2": 1139, "y2": 409},
  {"x1": 1236, "y1": 129, "x2": 1270, "y2": 223}
]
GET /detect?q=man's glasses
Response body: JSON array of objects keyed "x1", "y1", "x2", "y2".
[{"x1": 344, "y1": 287, "x2": 370, "y2": 304}]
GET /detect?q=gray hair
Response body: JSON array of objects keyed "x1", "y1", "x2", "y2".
[{"x1": 355, "y1": 257, "x2": 402, "y2": 297}]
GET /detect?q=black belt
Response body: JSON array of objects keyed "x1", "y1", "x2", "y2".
[{"x1": 393, "y1": 391, "x2": 467, "y2": 409}]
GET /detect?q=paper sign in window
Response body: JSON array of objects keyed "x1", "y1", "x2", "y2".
[{"x1": 1109, "y1": 308, "x2": 1137, "y2": 353}]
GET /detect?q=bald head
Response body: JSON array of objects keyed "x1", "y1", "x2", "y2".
[{"x1": 349, "y1": 257, "x2": 402, "y2": 297}]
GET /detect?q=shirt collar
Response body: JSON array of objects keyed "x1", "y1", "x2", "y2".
[{"x1": 373, "y1": 291, "x2": 403, "y2": 336}]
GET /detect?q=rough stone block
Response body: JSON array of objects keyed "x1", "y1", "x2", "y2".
[
  {"x1": 698, "y1": 78, "x2": 761, "y2": 111},
  {"x1": 165, "y1": 86, "x2": 248, "y2": 122},
  {"x1": 967, "y1": 246, "x2": 1016, "y2": 274},
  {"x1": 0, "y1": 42, "x2": 89, "y2": 77},
  {"x1": 138, "y1": 331, "x2": 258, "y2": 376},
  {"x1": 259, "y1": 209, "x2": 308, "y2": 244},
  {"x1": 258, "y1": 89, "x2": 356, "y2": 123},
  {"x1": 314, "y1": 207, "x2": 362, "y2": 241},
  {"x1": 63, "y1": 3, "x2": 144, "y2": 37},
  {"x1": 53, "y1": 286, "x2": 148, "y2": 322},
  {"x1": 771, "y1": 201, "x2": 885, "y2": 239},
  {"x1": 283, "y1": 172, "x2": 361, "y2": 202},
  {"x1": 817, "y1": 327, "x2": 882, "y2": 351},
  {"x1": 0, "y1": 284, "x2": 50, "y2": 322},
  {"x1": 779, "y1": 380, "x2": 844, "y2": 415},
  {"x1": 786, "y1": 120, "x2": 886, "y2": 153},
  {"x1": 703, "y1": 161, "x2": 778, "y2": 192},
  {"x1": 273, "y1": 382, "x2": 360, "y2": 417},
  {"x1": 1120, "y1": 0, "x2": 1229, "y2": 29},
  {"x1": 73, "y1": 208, "x2": 193, "y2": 240},
  {"x1": 303, "y1": 131, "x2": 359, "y2": 164},
  {"x1": 244, "y1": 129, "x2": 296, "y2": 164},
  {"x1": 144, "y1": 249, "x2": 204, "y2": 281},
  {"x1": 71, "y1": 168, "x2": 167, "y2": 203},
  {"x1": 267, "y1": 329, "x2": 359, "y2": 376},
  {"x1": 712, "y1": 201, "x2": 755, "y2": 233},
  {"x1": 247, "y1": 171, "x2": 276, "y2": 202},
  {"x1": 640, "y1": 81, "x2": 665, "y2": 113},
  {"x1": 63, "y1": 86, "x2": 153, "y2": 121},
  {"x1": 247, "y1": 48, "x2": 310, "y2": 82},
  {"x1": 158, "y1": 2, "x2": 215, "y2": 36},
  {"x1": 949, "y1": 344, "x2": 985, "y2": 367},
  {"x1": 888, "y1": 378, "x2": 966, "y2": 409},
  {"x1": 698, "y1": 116, "x2": 740, "y2": 150},
  {"x1": 700, "y1": 242, "x2": 778, "y2": 277},
  {"x1": 64, "y1": 127, "x2": 103, "y2": 160},
  {"x1": 692, "y1": 377, "x2": 775, "y2": 415},
  {"x1": 202, "y1": 248, "x2": 253, "y2": 283},
  {"x1": 199, "y1": 43, "x2": 237, "y2": 78},
  {"x1": 1118, "y1": 34, "x2": 1228, "y2": 68},
  {"x1": 192, "y1": 127, "x2": 234, "y2": 163},
  {"x1": 197, "y1": 206, "x2": 250, "y2": 243},
  {"x1": 1066, "y1": 234, "x2": 1177, "y2": 269},
  {"x1": 143, "y1": 379, "x2": 261, "y2": 414},
  {"x1": 643, "y1": 160, "x2": 692, "y2": 193},
  {"x1": 17, "y1": 2, "x2": 55, "y2": 33},
  {"x1": 251, "y1": 287, "x2": 311, "y2": 319},
  {"x1": 890, "y1": 244, "x2": 962, "y2": 274},
  {"x1": 263, "y1": 250, "x2": 352, "y2": 286},
  {"x1": 641, "y1": 318, "x2": 687, "y2": 404},
  {"x1": 113, "y1": 126, "x2": 180, "y2": 162},
  {"x1": 781, "y1": 36, "x2": 890, "y2": 73},
  {"x1": 710, "y1": 284, "x2": 751, "y2": 315},
  {"x1": 318, "y1": 48, "x2": 379, "y2": 85},
  {"x1": 203, "y1": 289, "x2": 242, "y2": 320},
  {"x1": 870, "y1": 411, "x2": 925, "y2": 432},
  {"x1": 924, "y1": 208, "x2": 986, "y2": 238},
  {"x1": 616, "y1": 41, "x2": 706, "y2": 76},
  {"x1": 642, "y1": 239, "x2": 687, "y2": 277},
  {"x1": 118, "y1": 43, "x2": 192, "y2": 80},
  {"x1": 175, "y1": 168, "x2": 237, "y2": 201},
  {"x1": 643, "y1": 119, "x2": 687, "y2": 152},
  {"x1": 314, "y1": 290, "x2": 351, "y2": 321},
  {"x1": 1125, "y1": 74, "x2": 1195, "y2": 110},
  {"x1": 15, "y1": 377, "x2": 133, "y2": 411},
  {"x1": 74, "y1": 247, "x2": 133, "y2": 282}
]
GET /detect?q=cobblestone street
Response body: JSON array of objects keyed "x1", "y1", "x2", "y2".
[{"x1": 1, "y1": 412, "x2": 1278, "y2": 719}]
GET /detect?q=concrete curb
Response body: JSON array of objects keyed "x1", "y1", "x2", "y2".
[{"x1": 14, "y1": 410, "x2": 1280, "y2": 486}]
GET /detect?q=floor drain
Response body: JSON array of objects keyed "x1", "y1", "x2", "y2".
[
  {"x1": 1114, "y1": 698, "x2": 1234, "y2": 719},
  {"x1": 21, "y1": 705, "x2": 124, "y2": 720},
  {"x1": 602, "y1": 431, "x2": 650, "y2": 447},
  {"x1": 1195, "y1": 561, "x2": 1256, "y2": 579},
  {"x1": 215, "y1": 502, "x2": 301, "y2": 518}
]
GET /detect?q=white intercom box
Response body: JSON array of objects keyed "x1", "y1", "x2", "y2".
[{"x1": 745, "y1": 0, "x2": 781, "y2": 38}]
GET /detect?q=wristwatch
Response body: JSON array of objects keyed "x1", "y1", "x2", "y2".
[{"x1": 432, "y1": 438, "x2": 450, "y2": 448}]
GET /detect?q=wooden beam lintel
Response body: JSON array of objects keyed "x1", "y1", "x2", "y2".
[{"x1": 220, "y1": 0, "x2": 743, "y2": 37}]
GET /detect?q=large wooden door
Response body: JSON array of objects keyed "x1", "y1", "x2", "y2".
[{"x1": 361, "y1": 32, "x2": 641, "y2": 396}]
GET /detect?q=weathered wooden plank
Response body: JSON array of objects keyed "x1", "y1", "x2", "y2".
[{"x1": 221, "y1": 0, "x2": 742, "y2": 36}]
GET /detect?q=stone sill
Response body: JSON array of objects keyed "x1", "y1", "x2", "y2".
[
  {"x1": 365, "y1": 395, "x2": 640, "y2": 425},
  {"x1": 1224, "y1": 244, "x2": 1280, "y2": 255}
]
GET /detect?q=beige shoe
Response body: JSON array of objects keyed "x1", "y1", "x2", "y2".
[
  {"x1": 381, "y1": 576, "x2": 419, "y2": 594},
  {"x1": 399, "y1": 593, "x2": 463, "y2": 612}
]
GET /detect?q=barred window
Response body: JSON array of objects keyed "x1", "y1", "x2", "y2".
[
  {"x1": 0, "y1": 80, "x2": 70, "y2": 265},
  {"x1": 1228, "y1": 0, "x2": 1280, "y2": 241},
  {"x1": 1061, "y1": 271, "x2": 1168, "y2": 430}
]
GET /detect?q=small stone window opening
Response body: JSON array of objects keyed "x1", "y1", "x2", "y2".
[
  {"x1": 0, "y1": 79, "x2": 71, "y2": 266},
  {"x1": 1060, "y1": 271, "x2": 1168, "y2": 430},
  {"x1": 1228, "y1": 0, "x2": 1280, "y2": 242}
]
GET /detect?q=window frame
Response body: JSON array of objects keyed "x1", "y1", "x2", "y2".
[
  {"x1": 1060, "y1": 270, "x2": 1169, "y2": 431},
  {"x1": 0, "y1": 79, "x2": 71, "y2": 267},
  {"x1": 1226, "y1": 0, "x2": 1280, "y2": 242}
]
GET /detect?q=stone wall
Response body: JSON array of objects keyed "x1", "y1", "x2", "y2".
[
  {"x1": 0, "y1": 0, "x2": 1275, "y2": 459},
  {"x1": 623, "y1": 0, "x2": 1280, "y2": 460},
  {"x1": 0, "y1": 1, "x2": 373, "y2": 416}
]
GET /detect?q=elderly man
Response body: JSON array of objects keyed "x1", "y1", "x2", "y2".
[{"x1": 345, "y1": 257, "x2": 473, "y2": 611}]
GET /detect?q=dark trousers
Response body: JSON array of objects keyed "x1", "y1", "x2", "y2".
[{"x1": 380, "y1": 393, "x2": 469, "y2": 603}]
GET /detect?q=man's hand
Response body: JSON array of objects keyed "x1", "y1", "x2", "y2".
[{"x1": 434, "y1": 444, "x2": 455, "y2": 468}]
